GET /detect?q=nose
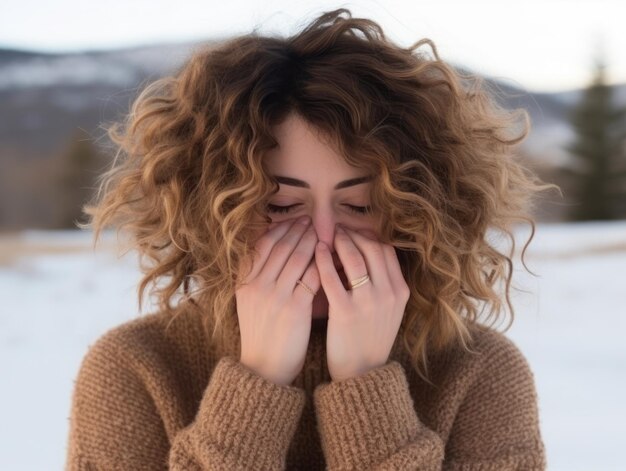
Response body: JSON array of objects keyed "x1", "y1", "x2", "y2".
[
  {"x1": 311, "y1": 212, "x2": 336, "y2": 252},
  {"x1": 310, "y1": 212, "x2": 343, "y2": 267}
]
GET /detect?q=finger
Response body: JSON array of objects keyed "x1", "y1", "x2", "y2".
[
  {"x1": 357, "y1": 229, "x2": 408, "y2": 294},
  {"x1": 355, "y1": 228, "x2": 377, "y2": 241},
  {"x1": 380, "y1": 243, "x2": 408, "y2": 296},
  {"x1": 259, "y1": 216, "x2": 313, "y2": 284},
  {"x1": 277, "y1": 225, "x2": 317, "y2": 291},
  {"x1": 355, "y1": 228, "x2": 397, "y2": 282},
  {"x1": 239, "y1": 218, "x2": 299, "y2": 284},
  {"x1": 334, "y1": 225, "x2": 369, "y2": 289},
  {"x1": 314, "y1": 241, "x2": 346, "y2": 307},
  {"x1": 338, "y1": 226, "x2": 389, "y2": 290},
  {"x1": 292, "y1": 257, "x2": 321, "y2": 303},
  {"x1": 266, "y1": 221, "x2": 282, "y2": 232}
]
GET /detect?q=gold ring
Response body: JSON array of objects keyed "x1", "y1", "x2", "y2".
[
  {"x1": 296, "y1": 279, "x2": 316, "y2": 296},
  {"x1": 349, "y1": 274, "x2": 370, "y2": 290}
]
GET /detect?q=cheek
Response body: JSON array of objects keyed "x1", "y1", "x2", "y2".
[
  {"x1": 246, "y1": 215, "x2": 271, "y2": 242},
  {"x1": 356, "y1": 228, "x2": 379, "y2": 240}
]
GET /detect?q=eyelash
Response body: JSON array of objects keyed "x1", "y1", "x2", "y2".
[{"x1": 266, "y1": 204, "x2": 372, "y2": 215}]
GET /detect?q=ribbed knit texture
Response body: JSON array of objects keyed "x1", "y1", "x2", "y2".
[{"x1": 65, "y1": 305, "x2": 546, "y2": 470}]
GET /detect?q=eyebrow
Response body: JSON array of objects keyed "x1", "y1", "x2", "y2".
[{"x1": 272, "y1": 175, "x2": 373, "y2": 190}]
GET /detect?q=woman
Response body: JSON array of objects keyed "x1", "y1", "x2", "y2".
[{"x1": 67, "y1": 8, "x2": 557, "y2": 470}]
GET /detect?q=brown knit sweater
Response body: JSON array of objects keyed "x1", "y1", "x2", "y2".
[{"x1": 65, "y1": 305, "x2": 546, "y2": 470}]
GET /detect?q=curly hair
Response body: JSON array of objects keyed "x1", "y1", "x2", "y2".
[{"x1": 82, "y1": 8, "x2": 559, "y2": 383}]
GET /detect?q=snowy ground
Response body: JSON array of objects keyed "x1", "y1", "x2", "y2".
[{"x1": 1, "y1": 221, "x2": 625, "y2": 470}]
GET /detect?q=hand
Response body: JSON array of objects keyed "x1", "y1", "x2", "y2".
[
  {"x1": 236, "y1": 216, "x2": 321, "y2": 386},
  {"x1": 314, "y1": 225, "x2": 409, "y2": 382}
]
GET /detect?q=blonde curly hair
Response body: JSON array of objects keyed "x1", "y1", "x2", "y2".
[{"x1": 82, "y1": 8, "x2": 559, "y2": 383}]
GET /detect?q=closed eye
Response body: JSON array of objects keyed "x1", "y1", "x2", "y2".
[
  {"x1": 346, "y1": 205, "x2": 371, "y2": 215},
  {"x1": 266, "y1": 204, "x2": 372, "y2": 215},
  {"x1": 266, "y1": 204, "x2": 295, "y2": 214}
]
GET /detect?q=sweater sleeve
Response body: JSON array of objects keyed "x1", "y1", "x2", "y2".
[
  {"x1": 314, "y1": 361, "x2": 445, "y2": 470},
  {"x1": 65, "y1": 336, "x2": 306, "y2": 470},
  {"x1": 313, "y1": 336, "x2": 546, "y2": 470}
]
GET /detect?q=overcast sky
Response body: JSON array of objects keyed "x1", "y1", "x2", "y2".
[{"x1": 1, "y1": 0, "x2": 625, "y2": 92}]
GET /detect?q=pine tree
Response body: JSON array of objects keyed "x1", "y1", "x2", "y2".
[{"x1": 564, "y1": 56, "x2": 626, "y2": 221}]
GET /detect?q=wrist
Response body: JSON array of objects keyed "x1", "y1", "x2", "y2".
[{"x1": 239, "y1": 358, "x2": 292, "y2": 386}]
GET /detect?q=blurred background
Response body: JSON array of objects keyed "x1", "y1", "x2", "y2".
[{"x1": 1, "y1": 0, "x2": 625, "y2": 469}]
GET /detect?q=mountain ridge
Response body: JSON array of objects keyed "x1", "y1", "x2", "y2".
[{"x1": 1, "y1": 41, "x2": 623, "y2": 229}]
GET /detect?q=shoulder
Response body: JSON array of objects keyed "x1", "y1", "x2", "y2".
[
  {"x1": 71, "y1": 312, "x2": 174, "y2": 405},
  {"x1": 450, "y1": 323, "x2": 542, "y2": 425},
  {"x1": 74, "y1": 306, "x2": 211, "y2": 394},
  {"x1": 67, "y1": 311, "x2": 196, "y2": 467},
  {"x1": 428, "y1": 322, "x2": 538, "y2": 386},
  {"x1": 81, "y1": 311, "x2": 173, "y2": 364},
  {"x1": 441, "y1": 324, "x2": 546, "y2": 465},
  {"x1": 466, "y1": 323, "x2": 537, "y2": 382},
  {"x1": 422, "y1": 322, "x2": 540, "y2": 410},
  {"x1": 82, "y1": 302, "x2": 213, "y2": 360},
  {"x1": 69, "y1": 308, "x2": 208, "y2": 429}
]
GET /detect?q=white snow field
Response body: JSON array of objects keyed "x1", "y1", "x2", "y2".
[{"x1": 1, "y1": 221, "x2": 625, "y2": 470}]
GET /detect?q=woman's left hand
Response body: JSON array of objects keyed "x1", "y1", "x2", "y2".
[{"x1": 314, "y1": 225, "x2": 410, "y2": 382}]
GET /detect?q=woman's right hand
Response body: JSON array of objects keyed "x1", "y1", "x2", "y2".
[{"x1": 236, "y1": 216, "x2": 320, "y2": 386}]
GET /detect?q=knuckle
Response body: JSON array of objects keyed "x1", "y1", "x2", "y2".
[
  {"x1": 368, "y1": 242, "x2": 384, "y2": 256},
  {"x1": 239, "y1": 278, "x2": 257, "y2": 291},
  {"x1": 346, "y1": 249, "x2": 362, "y2": 266},
  {"x1": 302, "y1": 229, "x2": 317, "y2": 242},
  {"x1": 273, "y1": 239, "x2": 293, "y2": 255},
  {"x1": 291, "y1": 247, "x2": 312, "y2": 265},
  {"x1": 255, "y1": 236, "x2": 272, "y2": 253}
]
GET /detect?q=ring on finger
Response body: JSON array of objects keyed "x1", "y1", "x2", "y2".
[
  {"x1": 296, "y1": 279, "x2": 317, "y2": 296},
  {"x1": 349, "y1": 274, "x2": 370, "y2": 290}
]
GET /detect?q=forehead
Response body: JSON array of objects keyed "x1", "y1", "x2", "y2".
[{"x1": 265, "y1": 113, "x2": 366, "y2": 179}]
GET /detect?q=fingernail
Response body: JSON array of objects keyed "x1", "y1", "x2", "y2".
[{"x1": 299, "y1": 216, "x2": 311, "y2": 225}]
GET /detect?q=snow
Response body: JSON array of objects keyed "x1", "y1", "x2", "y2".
[
  {"x1": 485, "y1": 220, "x2": 626, "y2": 470},
  {"x1": 1, "y1": 221, "x2": 626, "y2": 470}
]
